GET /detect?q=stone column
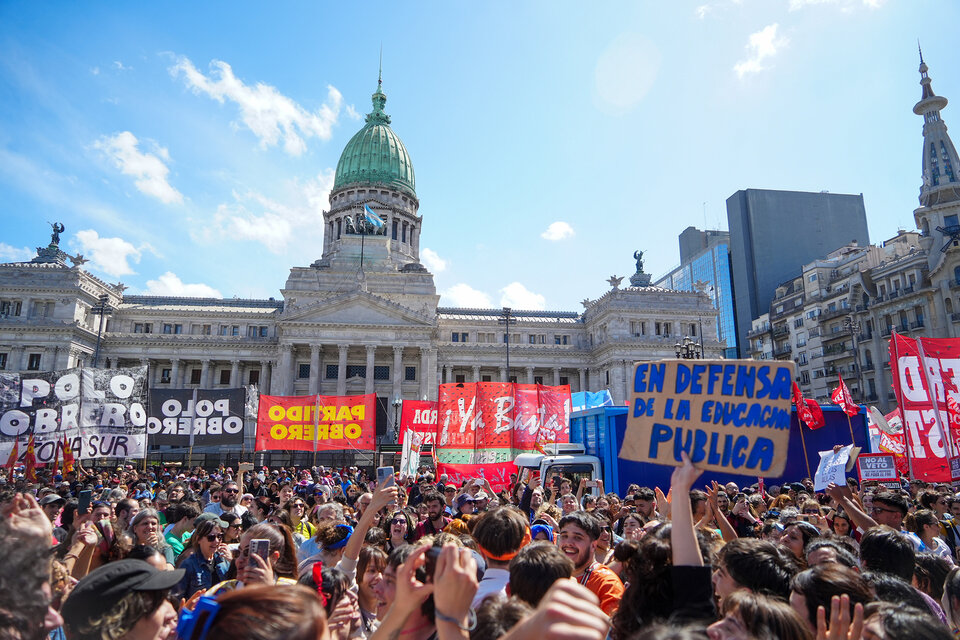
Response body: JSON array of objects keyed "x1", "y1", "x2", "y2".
[
  {"x1": 140, "y1": 358, "x2": 152, "y2": 388},
  {"x1": 553, "y1": 367, "x2": 561, "y2": 386},
  {"x1": 473, "y1": 365, "x2": 481, "y2": 382},
  {"x1": 621, "y1": 360, "x2": 632, "y2": 405},
  {"x1": 199, "y1": 359, "x2": 211, "y2": 389},
  {"x1": 337, "y1": 344, "x2": 349, "y2": 396},
  {"x1": 526, "y1": 366, "x2": 535, "y2": 384},
  {"x1": 392, "y1": 346, "x2": 404, "y2": 401},
  {"x1": 499, "y1": 366, "x2": 507, "y2": 382},
  {"x1": 427, "y1": 348, "x2": 438, "y2": 401},
  {"x1": 365, "y1": 345, "x2": 376, "y2": 396},
  {"x1": 309, "y1": 345, "x2": 321, "y2": 395},
  {"x1": 170, "y1": 359, "x2": 181, "y2": 387},
  {"x1": 278, "y1": 344, "x2": 294, "y2": 395},
  {"x1": 260, "y1": 360, "x2": 272, "y2": 392},
  {"x1": 419, "y1": 347, "x2": 429, "y2": 399},
  {"x1": 230, "y1": 359, "x2": 240, "y2": 387},
  {"x1": 579, "y1": 368, "x2": 587, "y2": 392}
]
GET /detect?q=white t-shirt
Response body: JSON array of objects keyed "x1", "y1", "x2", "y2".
[{"x1": 472, "y1": 567, "x2": 510, "y2": 608}]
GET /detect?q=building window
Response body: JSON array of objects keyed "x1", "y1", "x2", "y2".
[
  {"x1": 801, "y1": 371, "x2": 811, "y2": 384},
  {"x1": 27, "y1": 353, "x2": 41, "y2": 370},
  {"x1": 529, "y1": 335, "x2": 546, "y2": 344},
  {"x1": 655, "y1": 322, "x2": 662, "y2": 336},
  {"x1": 162, "y1": 323, "x2": 183, "y2": 334},
  {"x1": 220, "y1": 369, "x2": 232, "y2": 385},
  {"x1": 373, "y1": 365, "x2": 390, "y2": 380},
  {"x1": 248, "y1": 326, "x2": 269, "y2": 337},
  {"x1": 808, "y1": 274, "x2": 817, "y2": 282},
  {"x1": 554, "y1": 335, "x2": 569, "y2": 345},
  {"x1": 133, "y1": 323, "x2": 152, "y2": 334},
  {"x1": 159, "y1": 368, "x2": 171, "y2": 383},
  {"x1": 190, "y1": 369, "x2": 202, "y2": 385},
  {"x1": 630, "y1": 321, "x2": 645, "y2": 336},
  {"x1": 560, "y1": 376, "x2": 569, "y2": 385},
  {"x1": 405, "y1": 366, "x2": 417, "y2": 381},
  {"x1": 794, "y1": 318, "x2": 804, "y2": 328},
  {"x1": 509, "y1": 376, "x2": 518, "y2": 383},
  {"x1": 482, "y1": 375, "x2": 492, "y2": 382},
  {"x1": 248, "y1": 369, "x2": 260, "y2": 385},
  {"x1": 662, "y1": 323, "x2": 671, "y2": 337},
  {"x1": 298, "y1": 364, "x2": 311, "y2": 379},
  {"x1": 452, "y1": 332, "x2": 469, "y2": 342},
  {"x1": 534, "y1": 376, "x2": 544, "y2": 385},
  {"x1": 346, "y1": 365, "x2": 366, "y2": 378},
  {"x1": 605, "y1": 370, "x2": 610, "y2": 385},
  {"x1": 455, "y1": 374, "x2": 465, "y2": 383},
  {"x1": 0, "y1": 353, "x2": 7, "y2": 370},
  {"x1": 326, "y1": 365, "x2": 339, "y2": 379}
]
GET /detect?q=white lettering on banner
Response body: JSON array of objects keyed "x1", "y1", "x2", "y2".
[
  {"x1": 147, "y1": 395, "x2": 241, "y2": 436},
  {"x1": 109, "y1": 374, "x2": 135, "y2": 398},
  {"x1": 0, "y1": 404, "x2": 81, "y2": 436},
  {"x1": 412, "y1": 409, "x2": 438, "y2": 425},
  {"x1": 903, "y1": 408, "x2": 949, "y2": 458},
  {"x1": 20, "y1": 380, "x2": 51, "y2": 407},
  {"x1": 54, "y1": 373, "x2": 80, "y2": 401},
  {"x1": 492, "y1": 396, "x2": 513, "y2": 434},
  {"x1": 0, "y1": 410, "x2": 29, "y2": 436},
  {"x1": 899, "y1": 356, "x2": 926, "y2": 402}
]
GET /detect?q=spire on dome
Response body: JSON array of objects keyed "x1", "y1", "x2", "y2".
[
  {"x1": 367, "y1": 52, "x2": 390, "y2": 126},
  {"x1": 913, "y1": 54, "x2": 960, "y2": 206}
]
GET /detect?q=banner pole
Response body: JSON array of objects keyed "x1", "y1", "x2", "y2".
[
  {"x1": 313, "y1": 394, "x2": 321, "y2": 468},
  {"x1": 187, "y1": 388, "x2": 198, "y2": 470},
  {"x1": 839, "y1": 376, "x2": 857, "y2": 445},
  {"x1": 890, "y1": 331, "x2": 915, "y2": 480},
  {"x1": 845, "y1": 411, "x2": 856, "y2": 448},
  {"x1": 797, "y1": 418, "x2": 813, "y2": 481},
  {"x1": 916, "y1": 338, "x2": 955, "y2": 461}
]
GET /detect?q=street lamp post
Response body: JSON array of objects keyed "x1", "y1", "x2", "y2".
[
  {"x1": 392, "y1": 396, "x2": 402, "y2": 442},
  {"x1": 675, "y1": 336, "x2": 703, "y2": 360},
  {"x1": 498, "y1": 307, "x2": 514, "y2": 381},
  {"x1": 92, "y1": 294, "x2": 113, "y2": 368},
  {"x1": 843, "y1": 315, "x2": 864, "y2": 402}
]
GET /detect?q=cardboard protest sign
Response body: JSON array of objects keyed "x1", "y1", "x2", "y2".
[
  {"x1": 856, "y1": 453, "x2": 898, "y2": 482},
  {"x1": 255, "y1": 393, "x2": 375, "y2": 452},
  {"x1": 620, "y1": 359, "x2": 794, "y2": 476},
  {"x1": 814, "y1": 444, "x2": 854, "y2": 491},
  {"x1": 147, "y1": 388, "x2": 246, "y2": 446}
]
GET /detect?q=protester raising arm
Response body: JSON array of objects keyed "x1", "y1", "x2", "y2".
[
  {"x1": 340, "y1": 482, "x2": 398, "y2": 586},
  {"x1": 433, "y1": 545, "x2": 480, "y2": 640},
  {"x1": 369, "y1": 546, "x2": 435, "y2": 640},
  {"x1": 826, "y1": 483, "x2": 878, "y2": 532},
  {"x1": 672, "y1": 452, "x2": 704, "y2": 567},
  {"x1": 670, "y1": 452, "x2": 717, "y2": 625},
  {"x1": 706, "y1": 481, "x2": 739, "y2": 542}
]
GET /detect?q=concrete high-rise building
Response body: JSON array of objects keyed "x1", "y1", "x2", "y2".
[
  {"x1": 726, "y1": 188, "x2": 871, "y2": 356},
  {"x1": 655, "y1": 227, "x2": 737, "y2": 358}
]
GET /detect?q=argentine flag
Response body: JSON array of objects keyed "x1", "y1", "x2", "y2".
[{"x1": 363, "y1": 204, "x2": 385, "y2": 231}]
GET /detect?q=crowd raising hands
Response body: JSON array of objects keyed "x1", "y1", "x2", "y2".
[{"x1": 5, "y1": 455, "x2": 960, "y2": 640}]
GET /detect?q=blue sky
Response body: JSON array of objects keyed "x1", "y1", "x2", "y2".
[{"x1": 0, "y1": 1, "x2": 956, "y2": 310}]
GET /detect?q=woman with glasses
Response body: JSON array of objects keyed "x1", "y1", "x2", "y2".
[
  {"x1": 286, "y1": 498, "x2": 316, "y2": 543},
  {"x1": 908, "y1": 509, "x2": 955, "y2": 561},
  {"x1": 175, "y1": 518, "x2": 231, "y2": 599},
  {"x1": 383, "y1": 510, "x2": 414, "y2": 553}
]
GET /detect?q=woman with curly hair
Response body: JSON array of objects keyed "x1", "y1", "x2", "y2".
[{"x1": 179, "y1": 585, "x2": 329, "y2": 640}]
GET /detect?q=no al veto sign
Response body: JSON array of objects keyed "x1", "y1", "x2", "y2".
[{"x1": 856, "y1": 453, "x2": 899, "y2": 482}]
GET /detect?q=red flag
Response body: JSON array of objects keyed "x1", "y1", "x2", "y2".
[
  {"x1": 4, "y1": 439, "x2": 19, "y2": 471},
  {"x1": 830, "y1": 376, "x2": 860, "y2": 417},
  {"x1": 24, "y1": 434, "x2": 36, "y2": 482},
  {"x1": 792, "y1": 382, "x2": 824, "y2": 429},
  {"x1": 62, "y1": 435, "x2": 75, "y2": 475}
]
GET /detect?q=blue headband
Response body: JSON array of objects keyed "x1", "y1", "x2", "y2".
[
  {"x1": 530, "y1": 524, "x2": 553, "y2": 542},
  {"x1": 325, "y1": 524, "x2": 354, "y2": 550}
]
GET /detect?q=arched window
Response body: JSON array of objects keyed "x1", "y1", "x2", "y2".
[
  {"x1": 953, "y1": 266, "x2": 960, "y2": 285},
  {"x1": 947, "y1": 298, "x2": 954, "y2": 314}
]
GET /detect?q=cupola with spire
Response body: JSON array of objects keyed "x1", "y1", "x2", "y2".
[{"x1": 914, "y1": 48, "x2": 960, "y2": 207}]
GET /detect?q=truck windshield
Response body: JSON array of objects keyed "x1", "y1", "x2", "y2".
[{"x1": 544, "y1": 464, "x2": 595, "y2": 493}]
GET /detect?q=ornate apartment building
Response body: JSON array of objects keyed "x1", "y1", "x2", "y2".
[{"x1": 0, "y1": 77, "x2": 719, "y2": 438}]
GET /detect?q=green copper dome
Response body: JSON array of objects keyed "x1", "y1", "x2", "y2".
[{"x1": 333, "y1": 83, "x2": 416, "y2": 199}]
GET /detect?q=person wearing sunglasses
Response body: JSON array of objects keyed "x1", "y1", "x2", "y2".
[
  {"x1": 175, "y1": 518, "x2": 231, "y2": 599},
  {"x1": 203, "y1": 481, "x2": 247, "y2": 518}
]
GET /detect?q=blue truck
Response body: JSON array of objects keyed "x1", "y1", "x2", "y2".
[{"x1": 512, "y1": 404, "x2": 870, "y2": 495}]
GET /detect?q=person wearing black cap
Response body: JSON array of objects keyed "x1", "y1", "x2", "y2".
[{"x1": 62, "y1": 559, "x2": 183, "y2": 640}]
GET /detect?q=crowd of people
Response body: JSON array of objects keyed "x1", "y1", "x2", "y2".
[{"x1": 4, "y1": 453, "x2": 960, "y2": 640}]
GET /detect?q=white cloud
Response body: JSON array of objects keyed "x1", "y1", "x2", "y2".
[
  {"x1": 90, "y1": 66, "x2": 100, "y2": 76},
  {"x1": 72, "y1": 229, "x2": 142, "y2": 278},
  {"x1": 113, "y1": 61, "x2": 132, "y2": 71},
  {"x1": 0, "y1": 243, "x2": 33, "y2": 262},
  {"x1": 734, "y1": 24, "x2": 788, "y2": 79},
  {"x1": 500, "y1": 282, "x2": 546, "y2": 310},
  {"x1": 169, "y1": 55, "x2": 343, "y2": 156},
  {"x1": 346, "y1": 104, "x2": 362, "y2": 121},
  {"x1": 594, "y1": 34, "x2": 661, "y2": 113},
  {"x1": 540, "y1": 221, "x2": 575, "y2": 241},
  {"x1": 789, "y1": 0, "x2": 883, "y2": 9},
  {"x1": 196, "y1": 168, "x2": 335, "y2": 254},
  {"x1": 420, "y1": 248, "x2": 447, "y2": 272},
  {"x1": 695, "y1": 4, "x2": 711, "y2": 18},
  {"x1": 442, "y1": 284, "x2": 493, "y2": 308},
  {"x1": 94, "y1": 131, "x2": 183, "y2": 204},
  {"x1": 144, "y1": 272, "x2": 222, "y2": 298}
]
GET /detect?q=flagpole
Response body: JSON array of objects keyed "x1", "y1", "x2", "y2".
[
  {"x1": 916, "y1": 338, "x2": 955, "y2": 461},
  {"x1": 839, "y1": 376, "x2": 857, "y2": 445},
  {"x1": 890, "y1": 331, "x2": 915, "y2": 479},
  {"x1": 797, "y1": 416, "x2": 813, "y2": 481}
]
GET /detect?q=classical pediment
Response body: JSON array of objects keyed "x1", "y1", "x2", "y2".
[{"x1": 280, "y1": 290, "x2": 435, "y2": 327}]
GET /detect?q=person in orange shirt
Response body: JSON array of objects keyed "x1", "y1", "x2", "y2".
[{"x1": 557, "y1": 511, "x2": 624, "y2": 616}]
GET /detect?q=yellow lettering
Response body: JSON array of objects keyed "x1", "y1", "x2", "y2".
[
  {"x1": 330, "y1": 423, "x2": 344, "y2": 439},
  {"x1": 270, "y1": 424, "x2": 287, "y2": 439},
  {"x1": 345, "y1": 423, "x2": 362, "y2": 439},
  {"x1": 336, "y1": 406, "x2": 352, "y2": 421},
  {"x1": 268, "y1": 406, "x2": 285, "y2": 421},
  {"x1": 318, "y1": 424, "x2": 329, "y2": 439},
  {"x1": 303, "y1": 424, "x2": 314, "y2": 441},
  {"x1": 323, "y1": 406, "x2": 335, "y2": 421},
  {"x1": 287, "y1": 406, "x2": 303, "y2": 421},
  {"x1": 289, "y1": 424, "x2": 303, "y2": 440},
  {"x1": 351, "y1": 405, "x2": 364, "y2": 419}
]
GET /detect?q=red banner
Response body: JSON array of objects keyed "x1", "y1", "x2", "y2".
[
  {"x1": 435, "y1": 383, "x2": 571, "y2": 464},
  {"x1": 255, "y1": 394, "x2": 375, "y2": 452},
  {"x1": 889, "y1": 334, "x2": 960, "y2": 481},
  {"x1": 437, "y1": 462, "x2": 518, "y2": 493},
  {"x1": 399, "y1": 400, "x2": 438, "y2": 444}
]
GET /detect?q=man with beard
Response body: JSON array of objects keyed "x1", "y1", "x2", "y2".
[
  {"x1": 413, "y1": 491, "x2": 450, "y2": 540},
  {"x1": 203, "y1": 480, "x2": 247, "y2": 517},
  {"x1": 557, "y1": 511, "x2": 623, "y2": 616}
]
